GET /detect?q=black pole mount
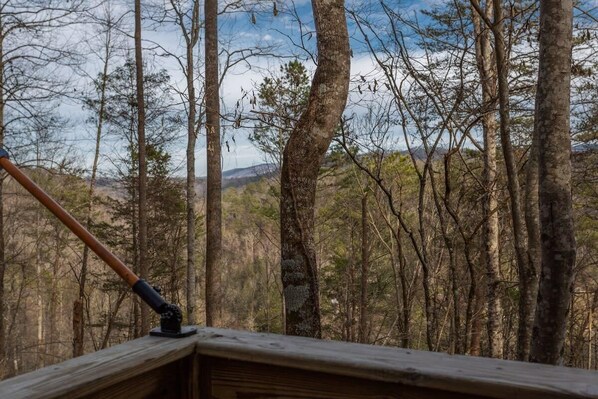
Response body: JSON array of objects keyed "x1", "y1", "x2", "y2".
[{"x1": 132, "y1": 279, "x2": 197, "y2": 338}]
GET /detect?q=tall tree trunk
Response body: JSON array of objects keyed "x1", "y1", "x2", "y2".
[
  {"x1": 345, "y1": 230, "x2": 355, "y2": 342},
  {"x1": 0, "y1": 184, "x2": 4, "y2": 378},
  {"x1": 523, "y1": 118, "x2": 541, "y2": 360},
  {"x1": 131, "y1": 152, "x2": 140, "y2": 337},
  {"x1": 0, "y1": 15, "x2": 6, "y2": 377},
  {"x1": 359, "y1": 192, "x2": 369, "y2": 343},
  {"x1": 398, "y1": 237, "x2": 411, "y2": 348},
  {"x1": 134, "y1": 0, "x2": 149, "y2": 335},
  {"x1": 49, "y1": 241, "x2": 61, "y2": 361},
  {"x1": 73, "y1": 27, "x2": 111, "y2": 357},
  {"x1": 472, "y1": 0, "x2": 503, "y2": 359},
  {"x1": 430, "y1": 150, "x2": 476, "y2": 355},
  {"x1": 491, "y1": 0, "x2": 532, "y2": 360},
  {"x1": 428, "y1": 162, "x2": 462, "y2": 353},
  {"x1": 530, "y1": 0, "x2": 576, "y2": 365},
  {"x1": 182, "y1": 0, "x2": 200, "y2": 326},
  {"x1": 469, "y1": 289, "x2": 485, "y2": 356},
  {"x1": 205, "y1": 0, "x2": 222, "y2": 327},
  {"x1": 34, "y1": 166, "x2": 44, "y2": 367},
  {"x1": 280, "y1": 0, "x2": 350, "y2": 338}
]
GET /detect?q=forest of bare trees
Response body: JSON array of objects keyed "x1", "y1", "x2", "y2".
[{"x1": 0, "y1": 0, "x2": 595, "y2": 380}]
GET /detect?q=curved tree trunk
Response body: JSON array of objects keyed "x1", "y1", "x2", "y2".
[
  {"x1": 530, "y1": 0, "x2": 576, "y2": 366},
  {"x1": 280, "y1": 0, "x2": 350, "y2": 338}
]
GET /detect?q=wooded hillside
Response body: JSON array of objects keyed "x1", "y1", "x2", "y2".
[{"x1": 0, "y1": 0, "x2": 595, "y2": 379}]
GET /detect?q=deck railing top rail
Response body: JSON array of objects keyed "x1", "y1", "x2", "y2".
[{"x1": 0, "y1": 327, "x2": 596, "y2": 399}]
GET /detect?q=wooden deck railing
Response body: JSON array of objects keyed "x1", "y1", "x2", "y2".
[{"x1": 0, "y1": 327, "x2": 596, "y2": 398}]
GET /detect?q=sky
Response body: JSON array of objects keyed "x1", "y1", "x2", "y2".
[
  {"x1": 57, "y1": 0, "x2": 596, "y2": 179},
  {"x1": 59, "y1": 0, "x2": 438, "y2": 177},
  {"x1": 61, "y1": 0, "x2": 314, "y2": 176}
]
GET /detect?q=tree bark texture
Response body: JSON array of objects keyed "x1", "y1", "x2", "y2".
[
  {"x1": 523, "y1": 113, "x2": 541, "y2": 361},
  {"x1": 491, "y1": 0, "x2": 533, "y2": 360},
  {"x1": 280, "y1": 0, "x2": 350, "y2": 338},
  {"x1": 205, "y1": 0, "x2": 222, "y2": 327},
  {"x1": 134, "y1": 0, "x2": 149, "y2": 335},
  {"x1": 472, "y1": 0, "x2": 503, "y2": 359},
  {"x1": 359, "y1": 193, "x2": 369, "y2": 343},
  {"x1": 530, "y1": 0, "x2": 576, "y2": 366},
  {"x1": 0, "y1": 18, "x2": 6, "y2": 376},
  {"x1": 73, "y1": 27, "x2": 111, "y2": 356},
  {"x1": 182, "y1": 0, "x2": 200, "y2": 326}
]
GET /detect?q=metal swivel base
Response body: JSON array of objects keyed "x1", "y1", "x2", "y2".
[
  {"x1": 148, "y1": 302, "x2": 197, "y2": 338},
  {"x1": 150, "y1": 325, "x2": 197, "y2": 338}
]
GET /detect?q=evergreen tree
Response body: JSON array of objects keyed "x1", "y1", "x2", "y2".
[{"x1": 251, "y1": 61, "x2": 310, "y2": 167}]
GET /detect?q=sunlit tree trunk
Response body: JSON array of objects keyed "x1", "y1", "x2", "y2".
[
  {"x1": 530, "y1": 0, "x2": 576, "y2": 366},
  {"x1": 134, "y1": 0, "x2": 149, "y2": 335},
  {"x1": 524, "y1": 113, "x2": 541, "y2": 359},
  {"x1": 471, "y1": 0, "x2": 503, "y2": 359},
  {"x1": 185, "y1": 3, "x2": 199, "y2": 326},
  {"x1": 0, "y1": 12, "x2": 6, "y2": 377},
  {"x1": 170, "y1": 0, "x2": 202, "y2": 326},
  {"x1": 491, "y1": 0, "x2": 532, "y2": 360},
  {"x1": 280, "y1": 0, "x2": 350, "y2": 337},
  {"x1": 205, "y1": 0, "x2": 222, "y2": 326}
]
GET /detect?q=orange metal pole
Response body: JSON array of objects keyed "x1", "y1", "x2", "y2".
[{"x1": 0, "y1": 156, "x2": 139, "y2": 287}]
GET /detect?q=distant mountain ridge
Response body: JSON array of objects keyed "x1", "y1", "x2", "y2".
[
  {"x1": 221, "y1": 164, "x2": 276, "y2": 180},
  {"x1": 219, "y1": 163, "x2": 276, "y2": 188}
]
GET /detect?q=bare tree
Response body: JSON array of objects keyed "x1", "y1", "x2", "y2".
[
  {"x1": 530, "y1": 0, "x2": 576, "y2": 366},
  {"x1": 145, "y1": 0, "x2": 280, "y2": 327},
  {"x1": 348, "y1": 2, "x2": 486, "y2": 352},
  {"x1": 471, "y1": 0, "x2": 536, "y2": 360},
  {"x1": 134, "y1": 0, "x2": 149, "y2": 335},
  {"x1": 0, "y1": 0, "x2": 83, "y2": 375},
  {"x1": 205, "y1": 0, "x2": 222, "y2": 326},
  {"x1": 73, "y1": 2, "x2": 123, "y2": 357},
  {"x1": 490, "y1": 0, "x2": 532, "y2": 360},
  {"x1": 280, "y1": 0, "x2": 350, "y2": 337},
  {"x1": 164, "y1": 0, "x2": 202, "y2": 326},
  {"x1": 471, "y1": 0, "x2": 503, "y2": 359}
]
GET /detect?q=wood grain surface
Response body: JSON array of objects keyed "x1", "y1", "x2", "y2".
[
  {"x1": 0, "y1": 326, "x2": 596, "y2": 399},
  {"x1": 0, "y1": 334, "x2": 196, "y2": 399},
  {"x1": 193, "y1": 327, "x2": 598, "y2": 399}
]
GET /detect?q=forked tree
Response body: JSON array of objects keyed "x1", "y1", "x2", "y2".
[{"x1": 280, "y1": 0, "x2": 350, "y2": 337}]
